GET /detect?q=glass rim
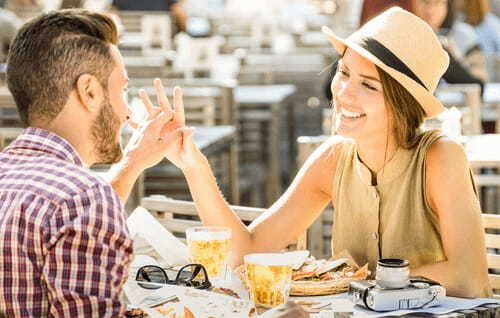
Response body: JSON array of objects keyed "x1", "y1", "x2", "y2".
[
  {"x1": 185, "y1": 226, "x2": 232, "y2": 233},
  {"x1": 244, "y1": 253, "x2": 294, "y2": 266}
]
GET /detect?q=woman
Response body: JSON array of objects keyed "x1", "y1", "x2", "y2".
[
  {"x1": 155, "y1": 7, "x2": 490, "y2": 297},
  {"x1": 455, "y1": 0, "x2": 500, "y2": 55},
  {"x1": 412, "y1": 0, "x2": 488, "y2": 82}
]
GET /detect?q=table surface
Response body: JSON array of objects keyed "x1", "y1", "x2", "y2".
[
  {"x1": 436, "y1": 83, "x2": 500, "y2": 106},
  {"x1": 235, "y1": 84, "x2": 297, "y2": 104},
  {"x1": 297, "y1": 134, "x2": 500, "y2": 168},
  {"x1": 191, "y1": 125, "x2": 235, "y2": 153}
]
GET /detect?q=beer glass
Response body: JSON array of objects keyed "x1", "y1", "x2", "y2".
[
  {"x1": 185, "y1": 226, "x2": 231, "y2": 279},
  {"x1": 244, "y1": 253, "x2": 293, "y2": 308}
]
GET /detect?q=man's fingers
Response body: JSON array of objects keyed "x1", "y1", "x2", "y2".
[
  {"x1": 173, "y1": 86, "x2": 185, "y2": 126},
  {"x1": 154, "y1": 78, "x2": 173, "y2": 113}
]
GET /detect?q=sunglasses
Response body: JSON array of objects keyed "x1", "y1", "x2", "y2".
[{"x1": 136, "y1": 263, "x2": 212, "y2": 290}]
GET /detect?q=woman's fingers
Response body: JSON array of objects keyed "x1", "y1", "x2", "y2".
[{"x1": 173, "y1": 86, "x2": 185, "y2": 126}]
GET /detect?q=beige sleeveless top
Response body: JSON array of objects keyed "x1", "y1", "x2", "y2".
[{"x1": 331, "y1": 130, "x2": 491, "y2": 296}]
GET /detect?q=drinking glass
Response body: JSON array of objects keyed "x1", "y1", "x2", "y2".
[
  {"x1": 185, "y1": 226, "x2": 231, "y2": 280},
  {"x1": 244, "y1": 253, "x2": 293, "y2": 308}
]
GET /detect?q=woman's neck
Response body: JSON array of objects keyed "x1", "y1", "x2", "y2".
[{"x1": 356, "y1": 134, "x2": 398, "y2": 177}]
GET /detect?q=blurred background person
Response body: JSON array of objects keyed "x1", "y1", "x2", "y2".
[
  {"x1": 111, "y1": 0, "x2": 187, "y2": 32},
  {"x1": 412, "y1": 0, "x2": 488, "y2": 82},
  {"x1": 454, "y1": 0, "x2": 500, "y2": 55},
  {"x1": 359, "y1": 0, "x2": 413, "y2": 25}
]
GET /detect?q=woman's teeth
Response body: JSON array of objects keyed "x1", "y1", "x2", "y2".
[{"x1": 340, "y1": 108, "x2": 365, "y2": 118}]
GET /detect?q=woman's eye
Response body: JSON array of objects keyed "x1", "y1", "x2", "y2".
[
  {"x1": 363, "y1": 82, "x2": 377, "y2": 91},
  {"x1": 338, "y1": 69, "x2": 349, "y2": 77}
]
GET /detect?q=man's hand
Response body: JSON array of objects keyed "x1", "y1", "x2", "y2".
[
  {"x1": 259, "y1": 302, "x2": 309, "y2": 318},
  {"x1": 123, "y1": 79, "x2": 189, "y2": 171},
  {"x1": 108, "y1": 79, "x2": 191, "y2": 203}
]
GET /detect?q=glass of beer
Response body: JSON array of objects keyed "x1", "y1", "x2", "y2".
[
  {"x1": 185, "y1": 226, "x2": 231, "y2": 280},
  {"x1": 244, "y1": 253, "x2": 293, "y2": 308}
]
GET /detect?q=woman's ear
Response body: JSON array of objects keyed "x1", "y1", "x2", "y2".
[{"x1": 75, "y1": 73, "x2": 104, "y2": 112}]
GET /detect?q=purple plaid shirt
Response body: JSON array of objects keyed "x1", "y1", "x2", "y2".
[{"x1": 0, "y1": 127, "x2": 133, "y2": 317}]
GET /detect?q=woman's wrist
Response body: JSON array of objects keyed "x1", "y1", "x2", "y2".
[{"x1": 181, "y1": 150, "x2": 209, "y2": 175}]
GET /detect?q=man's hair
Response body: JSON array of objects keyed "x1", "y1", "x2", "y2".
[{"x1": 6, "y1": 9, "x2": 118, "y2": 126}]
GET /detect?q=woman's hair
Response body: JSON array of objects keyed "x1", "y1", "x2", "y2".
[
  {"x1": 462, "y1": 0, "x2": 489, "y2": 26},
  {"x1": 440, "y1": 0, "x2": 455, "y2": 31},
  {"x1": 376, "y1": 66, "x2": 426, "y2": 149}
]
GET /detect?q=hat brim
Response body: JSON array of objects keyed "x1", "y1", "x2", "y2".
[{"x1": 322, "y1": 26, "x2": 445, "y2": 118}]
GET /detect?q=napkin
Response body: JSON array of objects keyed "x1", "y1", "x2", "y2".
[{"x1": 127, "y1": 206, "x2": 190, "y2": 267}]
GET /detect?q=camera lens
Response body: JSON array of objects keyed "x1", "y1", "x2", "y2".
[{"x1": 376, "y1": 258, "x2": 410, "y2": 289}]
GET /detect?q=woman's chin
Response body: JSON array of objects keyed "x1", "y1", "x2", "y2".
[{"x1": 336, "y1": 121, "x2": 365, "y2": 138}]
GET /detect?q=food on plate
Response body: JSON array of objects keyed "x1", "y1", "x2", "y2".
[
  {"x1": 124, "y1": 305, "x2": 194, "y2": 318},
  {"x1": 290, "y1": 251, "x2": 369, "y2": 296},
  {"x1": 211, "y1": 287, "x2": 240, "y2": 298}
]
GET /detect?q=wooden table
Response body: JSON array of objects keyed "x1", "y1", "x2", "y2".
[
  {"x1": 296, "y1": 134, "x2": 500, "y2": 170},
  {"x1": 465, "y1": 134, "x2": 500, "y2": 169},
  {"x1": 235, "y1": 84, "x2": 297, "y2": 203}
]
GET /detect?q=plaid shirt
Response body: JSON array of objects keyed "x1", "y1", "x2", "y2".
[{"x1": 0, "y1": 127, "x2": 133, "y2": 317}]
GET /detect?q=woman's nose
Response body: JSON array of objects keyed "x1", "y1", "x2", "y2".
[{"x1": 335, "y1": 80, "x2": 356, "y2": 104}]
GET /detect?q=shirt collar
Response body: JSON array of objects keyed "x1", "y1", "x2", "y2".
[
  {"x1": 353, "y1": 145, "x2": 412, "y2": 187},
  {"x1": 7, "y1": 127, "x2": 85, "y2": 167}
]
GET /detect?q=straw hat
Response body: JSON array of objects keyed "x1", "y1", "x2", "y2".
[{"x1": 322, "y1": 7, "x2": 449, "y2": 118}]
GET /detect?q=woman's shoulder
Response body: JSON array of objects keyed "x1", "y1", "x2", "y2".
[
  {"x1": 301, "y1": 135, "x2": 353, "y2": 173},
  {"x1": 311, "y1": 135, "x2": 353, "y2": 161},
  {"x1": 425, "y1": 135, "x2": 468, "y2": 170}
]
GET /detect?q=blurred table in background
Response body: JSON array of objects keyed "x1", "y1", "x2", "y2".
[{"x1": 235, "y1": 84, "x2": 297, "y2": 203}]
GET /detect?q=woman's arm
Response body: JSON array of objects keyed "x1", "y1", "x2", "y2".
[
  {"x1": 411, "y1": 138, "x2": 489, "y2": 298},
  {"x1": 180, "y1": 136, "x2": 340, "y2": 266}
]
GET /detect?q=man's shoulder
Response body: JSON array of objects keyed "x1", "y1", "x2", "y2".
[{"x1": 0, "y1": 153, "x2": 116, "y2": 205}]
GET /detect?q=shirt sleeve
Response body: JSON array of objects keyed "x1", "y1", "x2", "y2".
[{"x1": 42, "y1": 183, "x2": 133, "y2": 317}]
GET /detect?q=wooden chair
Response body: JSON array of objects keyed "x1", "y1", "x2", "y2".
[
  {"x1": 297, "y1": 135, "x2": 332, "y2": 259},
  {"x1": 139, "y1": 195, "x2": 307, "y2": 249},
  {"x1": 482, "y1": 213, "x2": 500, "y2": 298}
]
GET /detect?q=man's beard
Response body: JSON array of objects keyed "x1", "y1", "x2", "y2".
[{"x1": 91, "y1": 94, "x2": 123, "y2": 164}]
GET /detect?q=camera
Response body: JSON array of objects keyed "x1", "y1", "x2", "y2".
[{"x1": 348, "y1": 259, "x2": 445, "y2": 312}]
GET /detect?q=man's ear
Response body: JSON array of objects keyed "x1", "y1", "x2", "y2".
[{"x1": 75, "y1": 74, "x2": 104, "y2": 112}]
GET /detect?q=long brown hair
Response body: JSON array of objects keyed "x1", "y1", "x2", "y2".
[
  {"x1": 462, "y1": 0, "x2": 489, "y2": 26},
  {"x1": 376, "y1": 66, "x2": 426, "y2": 149}
]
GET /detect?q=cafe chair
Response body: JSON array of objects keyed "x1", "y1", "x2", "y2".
[{"x1": 482, "y1": 213, "x2": 500, "y2": 298}]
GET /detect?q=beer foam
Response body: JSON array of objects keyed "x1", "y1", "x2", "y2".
[
  {"x1": 244, "y1": 253, "x2": 294, "y2": 266},
  {"x1": 187, "y1": 230, "x2": 230, "y2": 241}
]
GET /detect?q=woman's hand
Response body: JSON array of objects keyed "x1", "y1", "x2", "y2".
[{"x1": 135, "y1": 79, "x2": 204, "y2": 171}]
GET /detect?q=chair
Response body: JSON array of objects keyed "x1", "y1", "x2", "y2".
[
  {"x1": 141, "y1": 14, "x2": 172, "y2": 56},
  {"x1": 482, "y1": 213, "x2": 500, "y2": 298},
  {"x1": 139, "y1": 195, "x2": 307, "y2": 250},
  {"x1": 297, "y1": 135, "x2": 332, "y2": 259},
  {"x1": 173, "y1": 34, "x2": 224, "y2": 80}
]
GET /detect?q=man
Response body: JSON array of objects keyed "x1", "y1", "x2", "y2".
[
  {"x1": 0, "y1": 9, "x2": 185, "y2": 317},
  {"x1": 111, "y1": 0, "x2": 187, "y2": 32}
]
